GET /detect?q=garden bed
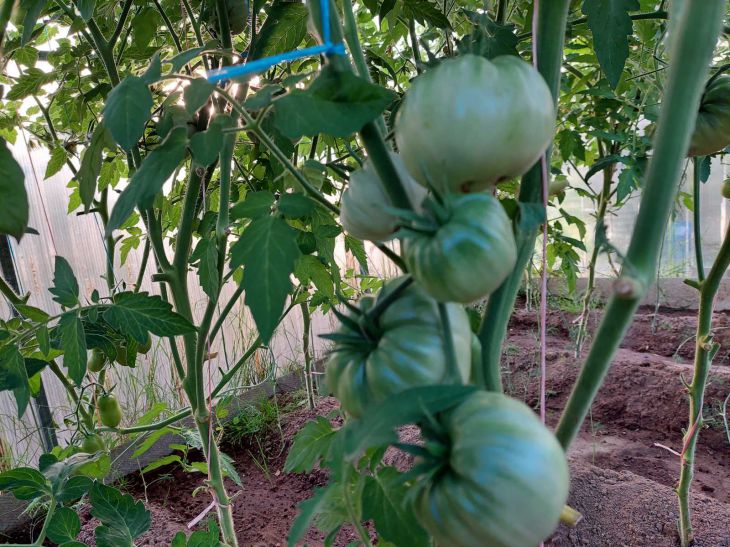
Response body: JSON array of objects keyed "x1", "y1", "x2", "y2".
[{"x1": 5, "y1": 304, "x2": 730, "y2": 546}]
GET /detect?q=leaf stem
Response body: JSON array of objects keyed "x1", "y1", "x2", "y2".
[{"x1": 693, "y1": 157, "x2": 705, "y2": 282}]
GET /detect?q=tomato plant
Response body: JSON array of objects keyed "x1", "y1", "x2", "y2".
[{"x1": 0, "y1": 0, "x2": 727, "y2": 545}]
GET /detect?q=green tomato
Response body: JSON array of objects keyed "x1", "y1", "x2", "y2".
[
  {"x1": 138, "y1": 335, "x2": 152, "y2": 354},
  {"x1": 722, "y1": 179, "x2": 730, "y2": 199},
  {"x1": 403, "y1": 193, "x2": 517, "y2": 303},
  {"x1": 549, "y1": 178, "x2": 569, "y2": 199},
  {"x1": 114, "y1": 345, "x2": 132, "y2": 366},
  {"x1": 325, "y1": 277, "x2": 472, "y2": 418},
  {"x1": 87, "y1": 348, "x2": 107, "y2": 373},
  {"x1": 395, "y1": 54, "x2": 555, "y2": 193},
  {"x1": 81, "y1": 433, "x2": 105, "y2": 454},
  {"x1": 689, "y1": 75, "x2": 730, "y2": 157},
  {"x1": 414, "y1": 391, "x2": 570, "y2": 547},
  {"x1": 98, "y1": 393, "x2": 122, "y2": 428},
  {"x1": 340, "y1": 153, "x2": 427, "y2": 242}
]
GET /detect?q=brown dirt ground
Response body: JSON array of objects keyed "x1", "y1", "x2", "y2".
[{"x1": 7, "y1": 305, "x2": 730, "y2": 546}]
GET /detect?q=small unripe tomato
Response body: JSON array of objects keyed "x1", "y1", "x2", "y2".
[
  {"x1": 138, "y1": 335, "x2": 152, "y2": 354},
  {"x1": 689, "y1": 75, "x2": 730, "y2": 157},
  {"x1": 98, "y1": 393, "x2": 122, "y2": 428},
  {"x1": 114, "y1": 345, "x2": 128, "y2": 366},
  {"x1": 395, "y1": 54, "x2": 555, "y2": 193},
  {"x1": 403, "y1": 193, "x2": 517, "y2": 303},
  {"x1": 87, "y1": 348, "x2": 107, "y2": 373},
  {"x1": 81, "y1": 433, "x2": 105, "y2": 454},
  {"x1": 414, "y1": 392, "x2": 570, "y2": 547},
  {"x1": 722, "y1": 179, "x2": 730, "y2": 199},
  {"x1": 340, "y1": 153, "x2": 427, "y2": 242}
]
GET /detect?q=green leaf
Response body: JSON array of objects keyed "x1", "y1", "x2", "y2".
[
  {"x1": 584, "y1": 154, "x2": 625, "y2": 181},
  {"x1": 345, "y1": 235, "x2": 368, "y2": 274},
  {"x1": 230, "y1": 191, "x2": 275, "y2": 219},
  {"x1": 18, "y1": 0, "x2": 46, "y2": 45},
  {"x1": 78, "y1": 124, "x2": 115, "y2": 210},
  {"x1": 131, "y1": 7, "x2": 159, "y2": 49},
  {"x1": 287, "y1": 485, "x2": 340, "y2": 547},
  {"x1": 403, "y1": 0, "x2": 450, "y2": 29},
  {"x1": 47, "y1": 507, "x2": 81, "y2": 544},
  {"x1": 103, "y1": 291, "x2": 196, "y2": 342},
  {"x1": 189, "y1": 115, "x2": 233, "y2": 167},
  {"x1": 141, "y1": 454, "x2": 181, "y2": 474},
  {"x1": 0, "y1": 137, "x2": 28, "y2": 240},
  {"x1": 362, "y1": 467, "x2": 429, "y2": 546},
  {"x1": 341, "y1": 385, "x2": 478, "y2": 460},
  {"x1": 37, "y1": 324, "x2": 51, "y2": 355},
  {"x1": 49, "y1": 256, "x2": 79, "y2": 308},
  {"x1": 76, "y1": 0, "x2": 96, "y2": 20},
  {"x1": 0, "y1": 345, "x2": 30, "y2": 417},
  {"x1": 45, "y1": 147, "x2": 67, "y2": 179},
  {"x1": 102, "y1": 76, "x2": 153, "y2": 150},
  {"x1": 274, "y1": 66, "x2": 396, "y2": 139},
  {"x1": 172, "y1": 519, "x2": 222, "y2": 547},
  {"x1": 230, "y1": 215, "x2": 301, "y2": 342},
  {"x1": 616, "y1": 166, "x2": 637, "y2": 202},
  {"x1": 278, "y1": 193, "x2": 316, "y2": 218},
  {"x1": 130, "y1": 427, "x2": 174, "y2": 458},
  {"x1": 461, "y1": 11, "x2": 518, "y2": 59},
  {"x1": 58, "y1": 311, "x2": 87, "y2": 385},
  {"x1": 250, "y1": 1, "x2": 308, "y2": 60},
  {"x1": 141, "y1": 53, "x2": 162, "y2": 85},
  {"x1": 6, "y1": 67, "x2": 55, "y2": 100},
  {"x1": 56, "y1": 475, "x2": 93, "y2": 502},
  {"x1": 167, "y1": 47, "x2": 205, "y2": 73},
  {"x1": 107, "y1": 128, "x2": 187, "y2": 233},
  {"x1": 14, "y1": 303, "x2": 50, "y2": 322},
  {"x1": 699, "y1": 155, "x2": 711, "y2": 183},
  {"x1": 582, "y1": 0, "x2": 639, "y2": 88},
  {"x1": 184, "y1": 78, "x2": 216, "y2": 115},
  {"x1": 284, "y1": 416, "x2": 336, "y2": 473},
  {"x1": 193, "y1": 238, "x2": 220, "y2": 300},
  {"x1": 294, "y1": 255, "x2": 333, "y2": 297},
  {"x1": 90, "y1": 482, "x2": 151, "y2": 547},
  {"x1": 0, "y1": 467, "x2": 50, "y2": 500}
]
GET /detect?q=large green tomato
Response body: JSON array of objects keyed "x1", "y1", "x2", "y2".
[
  {"x1": 403, "y1": 193, "x2": 517, "y2": 303},
  {"x1": 395, "y1": 54, "x2": 555, "y2": 193},
  {"x1": 689, "y1": 75, "x2": 730, "y2": 157},
  {"x1": 325, "y1": 278, "x2": 472, "y2": 418},
  {"x1": 98, "y1": 393, "x2": 122, "y2": 428},
  {"x1": 414, "y1": 391, "x2": 570, "y2": 547},
  {"x1": 340, "y1": 153, "x2": 427, "y2": 242}
]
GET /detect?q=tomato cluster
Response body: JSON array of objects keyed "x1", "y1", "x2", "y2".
[
  {"x1": 690, "y1": 75, "x2": 730, "y2": 157},
  {"x1": 328, "y1": 53, "x2": 568, "y2": 546}
]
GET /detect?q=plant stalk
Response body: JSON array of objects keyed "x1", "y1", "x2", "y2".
[
  {"x1": 677, "y1": 178, "x2": 730, "y2": 547},
  {"x1": 555, "y1": 0, "x2": 726, "y2": 450},
  {"x1": 300, "y1": 302, "x2": 315, "y2": 409},
  {"x1": 693, "y1": 157, "x2": 705, "y2": 282},
  {"x1": 477, "y1": 0, "x2": 571, "y2": 392}
]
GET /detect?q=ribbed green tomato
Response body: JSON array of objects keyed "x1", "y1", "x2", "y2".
[
  {"x1": 340, "y1": 153, "x2": 427, "y2": 242},
  {"x1": 98, "y1": 393, "x2": 122, "y2": 428},
  {"x1": 414, "y1": 392, "x2": 570, "y2": 547},
  {"x1": 403, "y1": 194, "x2": 517, "y2": 303},
  {"x1": 325, "y1": 278, "x2": 472, "y2": 418},
  {"x1": 689, "y1": 75, "x2": 730, "y2": 157},
  {"x1": 395, "y1": 54, "x2": 555, "y2": 193},
  {"x1": 81, "y1": 433, "x2": 105, "y2": 454},
  {"x1": 87, "y1": 348, "x2": 107, "y2": 373}
]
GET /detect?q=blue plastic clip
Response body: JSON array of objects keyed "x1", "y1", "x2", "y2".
[{"x1": 206, "y1": 0, "x2": 346, "y2": 84}]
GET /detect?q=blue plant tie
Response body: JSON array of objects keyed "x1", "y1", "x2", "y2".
[{"x1": 206, "y1": 0, "x2": 345, "y2": 84}]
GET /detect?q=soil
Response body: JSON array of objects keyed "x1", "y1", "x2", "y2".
[{"x1": 6, "y1": 304, "x2": 730, "y2": 546}]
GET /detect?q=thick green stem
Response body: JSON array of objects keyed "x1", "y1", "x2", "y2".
[
  {"x1": 0, "y1": 0, "x2": 13, "y2": 51},
  {"x1": 109, "y1": 0, "x2": 134, "y2": 48},
  {"x1": 677, "y1": 250, "x2": 729, "y2": 544},
  {"x1": 693, "y1": 157, "x2": 705, "y2": 282},
  {"x1": 555, "y1": 0, "x2": 726, "y2": 450},
  {"x1": 300, "y1": 302, "x2": 315, "y2": 409},
  {"x1": 438, "y1": 303, "x2": 461, "y2": 384},
  {"x1": 134, "y1": 238, "x2": 151, "y2": 292},
  {"x1": 477, "y1": 0, "x2": 571, "y2": 392},
  {"x1": 496, "y1": 0, "x2": 508, "y2": 24},
  {"x1": 152, "y1": 0, "x2": 183, "y2": 53},
  {"x1": 575, "y1": 161, "x2": 614, "y2": 355},
  {"x1": 196, "y1": 417, "x2": 238, "y2": 545},
  {"x1": 33, "y1": 497, "x2": 57, "y2": 546},
  {"x1": 677, "y1": 169, "x2": 730, "y2": 547}
]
